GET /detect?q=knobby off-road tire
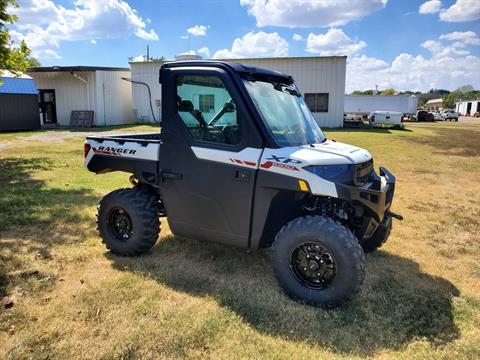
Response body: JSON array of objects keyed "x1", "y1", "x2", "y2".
[
  {"x1": 97, "y1": 187, "x2": 160, "y2": 256},
  {"x1": 359, "y1": 216, "x2": 392, "y2": 253},
  {"x1": 271, "y1": 216, "x2": 365, "y2": 308}
]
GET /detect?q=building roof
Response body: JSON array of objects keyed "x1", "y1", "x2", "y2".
[
  {"x1": 426, "y1": 98, "x2": 443, "y2": 104},
  {"x1": 28, "y1": 66, "x2": 130, "y2": 73},
  {"x1": 130, "y1": 55, "x2": 347, "y2": 64},
  {"x1": 0, "y1": 70, "x2": 38, "y2": 95}
]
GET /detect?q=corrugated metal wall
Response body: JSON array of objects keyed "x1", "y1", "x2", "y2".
[
  {"x1": 130, "y1": 56, "x2": 346, "y2": 127},
  {"x1": 30, "y1": 70, "x2": 133, "y2": 126},
  {"x1": 30, "y1": 71, "x2": 96, "y2": 126},
  {"x1": 95, "y1": 70, "x2": 133, "y2": 125},
  {"x1": 130, "y1": 62, "x2": 163, "y2": 123},
  {"x1": 0, "y1": 94, "x2": 40, "y2": 131},
  {"x1": 225, "y1": 57, "x2": 346, "y2": 127}
]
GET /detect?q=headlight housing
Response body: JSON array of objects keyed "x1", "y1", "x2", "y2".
[{"x1": 304, "y1": 164, "x2": 351, "y2": 182}]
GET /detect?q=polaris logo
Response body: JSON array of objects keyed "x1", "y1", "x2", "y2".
[{"x1": 97, "y1": 146, "x2": 137, "y2": 155}]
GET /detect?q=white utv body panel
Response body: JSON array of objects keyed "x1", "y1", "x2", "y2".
[
  {"x1": 190, "y1": 140, "x2": 372, "y2": 198},
  {"x1": 259, "y1": 140, "x2": 372, "y2": 197}
]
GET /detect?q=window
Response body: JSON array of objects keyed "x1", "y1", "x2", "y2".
[
  {"x1": 176, "y1": 75, "x2": 241, "y2": 145},
  {"x1": 199, "y1": 94, "x2": 215, "y2": 113},
  {"x1": 305, "y1": 93, "x2": 329, "y2": 113}
]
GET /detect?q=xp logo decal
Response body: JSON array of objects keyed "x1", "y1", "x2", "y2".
[{"x1": 260, "y1": 156, "x2": 302, "y2": 171}]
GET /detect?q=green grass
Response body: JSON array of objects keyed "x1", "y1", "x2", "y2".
[{"x1": 0, "y1": 123, "x2": 479, "y2": 359}]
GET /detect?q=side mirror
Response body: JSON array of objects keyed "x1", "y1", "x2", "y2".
[{"x1": 223, "y1": 102, "x2": 235, "y2": 113}]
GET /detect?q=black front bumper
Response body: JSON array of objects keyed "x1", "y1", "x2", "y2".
[{"x1": 336, "y1": 167, "x2": 396, "y2": 238}]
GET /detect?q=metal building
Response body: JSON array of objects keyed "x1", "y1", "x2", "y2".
[
  {"x1": 0, "y1": 71, "x2": 40, "y2": 132},
  {"x1": 130, "y1": 56, "x2": 347, "y2": 128},
  {"x1": 456, "y1": 99, "x2": 480, "y2": 116},
  {"x1": 28, "y1": 66, "x2": 133, "y2": 127},
  {"x1": 344, "y1": 95, "x2": 418, "y2": 116}
]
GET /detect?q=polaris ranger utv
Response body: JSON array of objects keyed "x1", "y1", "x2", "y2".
[{"x1": 84, "y1": 61, "x2": 401, "y2": 307}]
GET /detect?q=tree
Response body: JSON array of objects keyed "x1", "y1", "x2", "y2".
[
  {"x1": 380, "y1": 88, "x2": 396, "y2": 96},
  {"x1": 1, "y1": 0, "x2": 34, "y2": 76}
]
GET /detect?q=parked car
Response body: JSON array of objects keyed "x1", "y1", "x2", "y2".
[
  {"x1": 433, "y1": 111, "x2": 443, "y2": 121},
  {"x1": 368, "y1": 111, "x2": 403, "y2": 128},
  {"x1": 413, "y1": 110, "x2": 434, "y2": 122},
  {"x1": 442, "y1": 110, "x2": 459, "y2": 121}
]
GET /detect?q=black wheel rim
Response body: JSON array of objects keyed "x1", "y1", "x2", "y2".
[
  {"x1": 107, "y1": 207, "x2": 133, "y2": 242},
  {"x1": 290, "y1": 242, "x2": 336, "y2": 289}
]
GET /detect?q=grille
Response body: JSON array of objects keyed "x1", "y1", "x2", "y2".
[{"x1": 354, "y1": 159, "x2": 373, "y2": 186}]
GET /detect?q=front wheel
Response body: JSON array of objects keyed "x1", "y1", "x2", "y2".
[
  {"x1": 97, "y1": 187, "x2": 160, "y2": 256},
  {"x1": 271, "y1": 216, "x2": 365, "y2": 308}
]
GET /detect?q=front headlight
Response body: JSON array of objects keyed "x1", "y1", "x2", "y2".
[{"x1": 304, "y1": 165, "x2": 350, "y2": 181}]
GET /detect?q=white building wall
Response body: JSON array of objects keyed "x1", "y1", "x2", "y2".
[
  {"x1": 31, "y1": 71, "x2": 96, "y2": 126},
  {"x1": 130, "y1": 56, "x2": 346, "y2": 128},
  {"x1": 130, "y1": 62, "x2": 163, "y2": 123},
  {"x1": 95, "y1": 70, "x2": 133, "y2": 125},
  {"x1": 224, "y1": 57, "x2": 346, "y2": 128}
]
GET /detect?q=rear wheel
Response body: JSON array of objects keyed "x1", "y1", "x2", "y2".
[
  {"x1": 97, "y1": 187, "x2": 160, "y2": 256},
  {"x1": 271, "y1": 216, "x2": 365, "y2": 308}
]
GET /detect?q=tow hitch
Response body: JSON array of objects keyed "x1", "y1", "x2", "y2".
[{"x1": 387, "y1": 210, "x2": 403, "y2": 221}]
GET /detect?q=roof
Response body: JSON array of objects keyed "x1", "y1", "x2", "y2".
[
  {"x1": 28, "y1": 66, "x2": 130, "y2": 73},
  {"x1": 0, "y1": 70, "x2": 38, "y2": 95},
  {"x1": 130, "y1": 55, "x2": 347, "y2": 64},
  {"x1": 426, "y1": 98, "x2": 443, "y2": 104},
  {"x1": 161, "y1": 60, "x2": 294, "y2": 84}
]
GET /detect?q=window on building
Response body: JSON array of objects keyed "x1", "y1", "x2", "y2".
[
  {"x1": 199, "y1": 94, "x2": 215, "y2": 113},
  {"x1": 304, "y1": 93, "x2": 329, "y2": 113},
  {"x1": 176, "y1": 74, "x2": 241, "y2": 145}
]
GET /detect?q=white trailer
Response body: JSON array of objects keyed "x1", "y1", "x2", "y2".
[{"x1": 345, "y1": 95, "x2": 418, "y2": 116}]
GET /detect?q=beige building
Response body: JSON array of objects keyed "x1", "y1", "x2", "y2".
[
  {"x1": 426, "y1": 98, "x2": 443, "y2": 112},
  {"x1": 130, "y1": 56, "x2": 347, "y2": 128},
  {"x1": 28, "y1": 66, "x2": 133, "y2": 126}
]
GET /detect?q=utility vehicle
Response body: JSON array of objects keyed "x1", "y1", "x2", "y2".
[{"x1": 84, "y1": 61, "x2": 401, "y2": 307}]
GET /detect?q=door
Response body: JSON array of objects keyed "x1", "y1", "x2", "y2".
[
  {"x1": 159, "y1": 67, "x2": 263, "y2": 248},
  {"x1": 39, "y1": 89, "x2": 57, "y2": 124}
]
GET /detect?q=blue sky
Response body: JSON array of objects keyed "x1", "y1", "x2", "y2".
[{"x1": 8, "y1": 0, "x2": 480, "y2": 91}]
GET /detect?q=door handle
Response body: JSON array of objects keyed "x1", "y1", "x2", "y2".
[
  {"x1": 233, "y1": 169, "x2": 250, "y2": 182},
  {"x1": 161, "y1": 171, "x2": 183, "y2": 181}
]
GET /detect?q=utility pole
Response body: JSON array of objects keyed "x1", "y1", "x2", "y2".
[
  {"x1": 374, "y1": 84, "x2": 378, "y2": 95},
  {"x1": 146, "y1": 45, "x2": 150, "y2": 62}
]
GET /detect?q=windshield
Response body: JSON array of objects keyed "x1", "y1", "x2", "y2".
[{"x1": 244, "y1": 80, "x2": 326, "y2": 147}]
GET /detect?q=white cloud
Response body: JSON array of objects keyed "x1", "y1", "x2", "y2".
[
  {"x1": 421, "y1": 38, "x2": 470, "y2": 57},
  {"x1": 306, "y1": 28, "x2": 366, "y2": 56},
  {"x1": 292, "y1": 33, "x2": 304, "y2": 41},
  {"x1": 197, "y1": 46, "x2": 210, "y2": 58},
  {"x1": 187, "y1": 25, "x2": 208, "y2": 36},
  {"x1": 240, "y1": 0, "x2": 387, "y2": 28},
  {"x1": 180, "y1": 35, "x2": 189, "y2": 39},
  {"x1": 346, "y1": 48, "x2": 480, "y2": 92},
  {"x1": 8, "y1": 0, "x2": 158, "y2": 59},
  {"x1": 439, "y1": 0, "x2": 480, "y2": 22},
  {"x1": 439, "y1": 31, "x2": 480, "y2": 45},
  {"x1": 419, "y1": 0, "x2": 442, "y2": 14},
  {"x1": 132, "y1": 54, "x2": 147, "y2": 62},
  {"x1": 90, "y1": 39, "x2": 96, "y2": 44},
  {"x1": 213, "y1": 31, "x2": 288, "y2": 59}
]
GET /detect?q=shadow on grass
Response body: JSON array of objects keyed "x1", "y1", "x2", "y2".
[
  {"x1": 0, "y1": 157, "x2": 98, "y2": 298},
  {"x1": 109, "y1": 235, "x2": 460, "y2": 356},
  {"x1": 402, "y1": 126, "x2": 480, "y2": 157}
]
